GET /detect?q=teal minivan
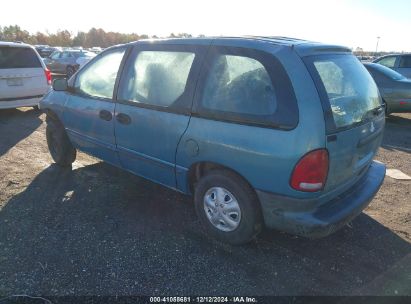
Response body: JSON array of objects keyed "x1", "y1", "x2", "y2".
[{"x1": 40, "y1": 37, "x2": 386, "y2": 244}]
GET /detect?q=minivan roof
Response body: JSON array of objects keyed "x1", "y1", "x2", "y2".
[
  {"x1": 0, "y1": 41, "x2": 33, "y2": 48},
  {"x1": 131, "y1": 36, "x2": 352, "y2": 57}
]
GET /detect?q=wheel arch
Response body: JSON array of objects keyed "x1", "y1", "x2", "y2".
[
  {"x1": 44, "y1": 108, "x2": 65, "y2": 129},
  {"x1": 187, "y1": 161, "x2": 256, "y2": 196},
  {"x1": 44, "y1": 108, "x2": 59, "y2": 121}
]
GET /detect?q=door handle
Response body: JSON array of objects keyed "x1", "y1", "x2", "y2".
[
  {"x1": 116, "y1": 113, "x2": 131, "y2": 125},
  {"x1": 99, "y1": 109, "x2": 113, "y2": 121}
]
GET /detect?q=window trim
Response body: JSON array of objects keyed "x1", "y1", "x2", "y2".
[
  {"x1": 115, "y1": 44, "x2": 207, "y2": 115},
  {"x1": 71, "y1": 45, "x2": 130, "y2": 102},
  {"x1": 192, "y1": 46, "x2": 299, "y2": 130}
]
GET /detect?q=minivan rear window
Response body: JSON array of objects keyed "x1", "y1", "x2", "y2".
[
  {"x1": 306, "y1": 54, "x2": 381, "y2": 130},
  {"x1": 0, "y1": 47, "x2": 42, "y2": 69}
]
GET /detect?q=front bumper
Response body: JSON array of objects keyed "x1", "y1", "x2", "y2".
[{"x1": 257, "y1": 161, "x2": 386, "y2": 238}]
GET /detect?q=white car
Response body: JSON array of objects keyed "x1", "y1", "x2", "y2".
[
  {"x1": 75, "y1": 52, "x2": 96, "y2": 69},
  {"x1": 0, "y1": 41, "x2": 51, "y2": 109},
  {"x1": 89, "y1": 47, "x2": 102, "y2": 54}
]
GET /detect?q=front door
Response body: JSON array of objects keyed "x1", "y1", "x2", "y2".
[
  {"x1": 114, "y1": 44, "x2": 207, "y2": 189},
  {"x1": 62, "y1": 46, "x2": 127, "y2": 166}
]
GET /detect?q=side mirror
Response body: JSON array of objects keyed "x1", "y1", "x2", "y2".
[{"x1": 53, "y1": 78, "x2": 68, "y2": 91}]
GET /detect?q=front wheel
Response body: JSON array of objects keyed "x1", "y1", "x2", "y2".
[
  {"x1": 46, "y1": 118, "x2": 76, "y2": 167},
  {"x1": 194, "y1": 170, "x2": 263, "y2": 245}
]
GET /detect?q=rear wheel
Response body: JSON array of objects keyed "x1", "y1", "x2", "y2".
[
  {"x1": 194, "y1": 170, "x2": 262, "y2": 245},
  {"x1": 46, "y1": 117, "x2": 76, "y2": 167}
]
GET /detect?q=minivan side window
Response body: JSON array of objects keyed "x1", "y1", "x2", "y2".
[
  {"x1": 202, "y1": 55, "x2": 277, "y2": 115},
  {"x1": 377, "y1": 56, "x2": 396, "y2": 68},
  {"x1": 399, "y1": 55, "x2": 411, "y2": 68},
  {"x1": 195, "y1": 47, "x2": 298, "y2": 129},
  {"x1": 119, "y1": 51, "x2": 195, "y2": 107},
  {"x1": 75, "y1": 48, "x2": 125, "y2": 99}
]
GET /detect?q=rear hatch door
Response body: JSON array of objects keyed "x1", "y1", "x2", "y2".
[
  {"x1": 305, "y1": 54, "x2": 385, "y2": 190},
  {"x1": 0, "y1": 46, "x2": 47, "y2": 99}
]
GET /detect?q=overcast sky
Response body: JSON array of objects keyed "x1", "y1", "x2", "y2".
[{"x1": 2, "y1": 0, "x2": 410, "y2": 51}]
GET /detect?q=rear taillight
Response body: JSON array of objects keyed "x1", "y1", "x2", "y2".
[
  {"x1": 290, "y1": 149, "x2": 329, "y2": 192},
  {"x1": 44, "y1": 68, "x2": 51, "y2": 85}
]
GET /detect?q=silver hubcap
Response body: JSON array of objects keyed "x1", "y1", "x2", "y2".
[{"x1": 203, "y1": 187, "x2": 241, "y2": 232}]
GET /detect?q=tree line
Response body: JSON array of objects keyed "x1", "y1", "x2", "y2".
[{"x1": 0, "y1": 25, "x2": 195, "y2": 48}]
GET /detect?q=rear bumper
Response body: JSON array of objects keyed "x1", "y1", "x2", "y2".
[
  {"x1": 257, "y1": 161, "x2": 386, "y2": 238},
  {"x1": 0, "y1": 96, "x2": 42, "y2": 109}
]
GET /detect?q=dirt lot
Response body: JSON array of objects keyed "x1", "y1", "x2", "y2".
[{"x1": 0, "y1": 108, "x2": 410, "y2": 296}]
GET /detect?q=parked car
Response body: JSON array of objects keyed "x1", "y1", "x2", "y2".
[
  {"x1": 89, "y1": 47, "x2": 103, "y2": 54},
  {"x1": 76, "y1": 52, "x2": 96, "y2": 69},
  {"x1": 40, "y1": 37, "x2": 386, "y2": 244},
  {"x1": 364, "y1": 63, "x2": 411, "y2": 114},
  {"x1": 35, "y1": 46, "x2": 60, "y2": 58},
  {"x1": 356, "y1": 55, "x2": 373, "y2": 62},
  {"x1": 373, "y1": 54, "x2": 411, "y2": 78},
  {"x1": 0, "y1": 41, "x2": 51, "y2": 109},
  {"x1": 35, "y1": 44, "x2": 49, "y2": 55},
  {"x1": 43, "y1": 50, "x2": 96, "y2": 77}
]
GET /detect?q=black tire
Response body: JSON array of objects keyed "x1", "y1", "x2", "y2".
[
  {"x1": 46, "y1": 117, "x2": 76, "y2": 167},
  {"x1": 194, "y1": 169, "x2": 263, "y2": 245},
  {"x1": 66, "y1": 66, "x2": 75, "y2": 78}
]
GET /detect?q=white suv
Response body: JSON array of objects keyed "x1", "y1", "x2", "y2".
[{"x1": 0, "y1": 42, "x2": 51, "y2": 109}]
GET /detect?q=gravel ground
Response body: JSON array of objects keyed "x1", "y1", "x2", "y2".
[{"x1": 0, "y1": 108, "x2": 410, "y2": 297}]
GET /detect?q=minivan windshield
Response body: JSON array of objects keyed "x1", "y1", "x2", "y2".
[{"x1": 306, "y1": 54, "x2": 381, "y2": 129}]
